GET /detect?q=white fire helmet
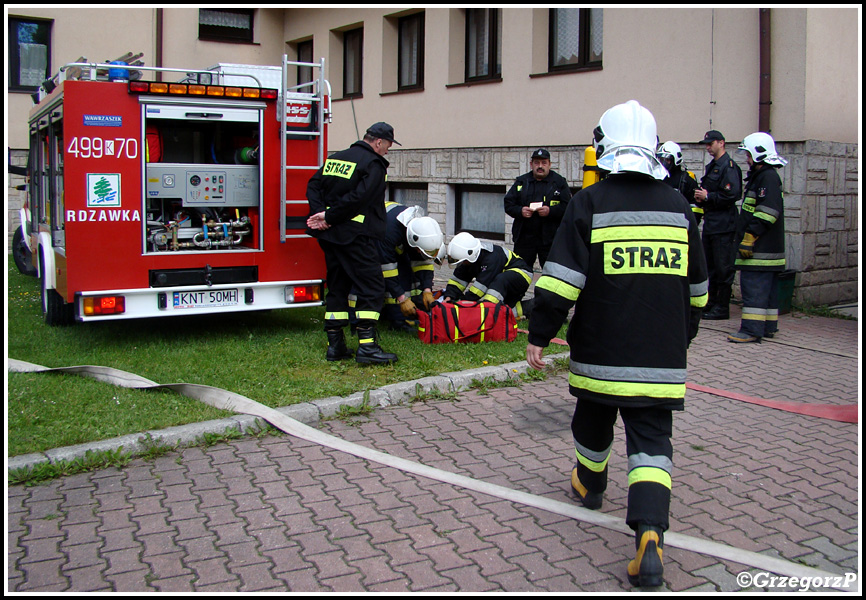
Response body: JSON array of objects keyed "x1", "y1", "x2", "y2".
[
  {"x1": 593, "y1": 100, "x2": 668, "y2": 180},
  {"x1": 406, "y1": 216, "x2": 445, "y2": 260},
  {"x1": 446, "y1": 232, "x2": 482, "y2": 266},
  {"x1": 737, "y1": 132, "x2": 788, "y2": 167},
  {"x1": 657, "y1": 141, "x2": 684, "y2": 167}
]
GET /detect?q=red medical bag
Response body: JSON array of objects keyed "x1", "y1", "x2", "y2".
[{"x1": 417, "y1": 300, "x2": 518, "y2": 344}]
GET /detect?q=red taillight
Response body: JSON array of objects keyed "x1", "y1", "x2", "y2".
[
  {"x1": 285, "y1": 285, "x2": 321, "y2": 304},
  {"x1": 261, "y1": 88, "x2": 278, "y2": 100},
  {"x1": 83, "y1": 296, "x2": 126, "y2": 316}
]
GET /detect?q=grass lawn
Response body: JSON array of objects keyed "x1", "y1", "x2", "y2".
[{"x1": 7, "y1": 256, "x2": 559, "y2": 456}]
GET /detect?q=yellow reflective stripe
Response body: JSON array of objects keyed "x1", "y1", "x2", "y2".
[
  {"x1": 507, "y1": 268, "x2": 533, "y2": 285},
  {"x1": 691, "y1": 293, "x2": 709, "y2": 308},
  {"x1": 603, "y1": 242, "x2": 688, "y2": 276},
  {"x1": 742, "y1": 313, "x2": 766, "y2": 321},
  {"x1": 322, "y1": 159, "x2": 357, "y2": 179},
  {"x1": 359, "y1": 337, "x2": 375, "y2": 344},
  {"x1": 628, "y1": 467, "x2": 672, "y2": 489},
  {"x1": 351, "y1": 214, "x2": 365, "y2": 223},
  {"x1": 383, "y1": 268, "x2": 399, "y2": 278},
  {"x1": 692, "y1": 206, "x2": 704, "y2": 214},
  {"x1": 355, "y1": 311, "x2": 380, "y2": 321},
  {"x1": 735, "y1": 258, "x2": 786, "y2": 267},
  {"x1": 575, "y1": 449, "x2": 610, "y2": 473},
  {"x1": 569, "y1": 373, "x2": 686, "y2": 399},
  {"x1": 754, "y1": 211, "x2": 777, "y2": 224},
  {"x1": 413, "y1": 264, "x2": 434, "y2": 272},
  {"x1": 324, "y1": 311, "x2": 349, "y2": 321},
  {"x1": 536, "y1": 275, "x2": 580, "y2": 302},
  {"x1": 591, "y1": 225, "x2": 688, "y2": 244},
  {"x1": 448, "y1": 278, "x2": 467, "y2": 292}
]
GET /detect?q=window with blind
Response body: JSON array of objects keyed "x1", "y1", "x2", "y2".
[
  {"x1": 297, "y1": 40, "x2": 314, "y2": 91},
  {"x1": 456, "y1": 185, "x2": 506, "y2": 241},
  {"x1": 549, "y1": 8, "x2": 603, "y2": 72},
  {"x1": 465, "y1": 8, "x2": 501, "y2": 82},
  {"x1": 8, "y1": 17, "x2": 51, "y2": 91},
  {"x1": 343, "y1": 28, "x2": 363, "y2": 98},
  {"x1": 398, "y1": 13, "x2": 424, "y2": 91},
  {"x1": 389, "y1": 183, "x2": 429, "y2": 214},
  {"x1": 199, "y1": 9, "x2": 254, "y2": 43}
]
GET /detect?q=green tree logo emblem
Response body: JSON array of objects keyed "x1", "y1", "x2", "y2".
[
  {"x1": 88, "y1": 174, "x2": 120, "y2": 206},
  {"x1": 92, "y1": 177, "x2": 114, "y2": 203}
]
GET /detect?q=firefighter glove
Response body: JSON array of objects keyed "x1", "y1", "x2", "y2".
[
  {"x1": 422, "y1": 290, "x2": 435, "y2": 310},
  {"x1": 739, "y1": 233, "x2": 757, "y2": 259},
  {"x1": 399, "y1": 296, "x2": 417, "y2": 317}
]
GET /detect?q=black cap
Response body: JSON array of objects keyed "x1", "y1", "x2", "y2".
[
  {"x1": 530, "y1": 148, "x2": 550, "y2": 160},
  {"x1": 366, "y1": 122, "x2": 402, "y2": 146},
  {"x1": 701, "y1": 130, "x2": 725, "y2": 144}
]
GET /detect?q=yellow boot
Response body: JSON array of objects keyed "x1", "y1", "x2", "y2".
[
  {"x1": 570, "y1": 468, "x2": 603, "y2": 510},
  {"x1": 627, "y1": 525, "x2": 664, "y2": 587}
]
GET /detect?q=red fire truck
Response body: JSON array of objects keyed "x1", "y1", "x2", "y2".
[{"x1": 14, "y1": 56, "x2": 329, "y2": 325}]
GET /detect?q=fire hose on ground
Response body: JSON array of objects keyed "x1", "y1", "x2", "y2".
[{"x1": 6, "y1": 358, "x2": 856, "y2": 591}]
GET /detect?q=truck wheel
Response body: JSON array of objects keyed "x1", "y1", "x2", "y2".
[
  {"x1": 39, "y1": 253, "x2": 74, "y2": 326},
  {"x1": 13, "y1": 227, "x2": 38, "y2": 276}
]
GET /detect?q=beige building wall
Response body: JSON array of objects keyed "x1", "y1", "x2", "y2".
[
  {"x1": 8, "y1": 7, "x2": 859, "y2": 148},
  {"x1": 802, "y1": 8, "x2": 859, "y2": 142},
  {"x1": 6, "y1": 7, "x2": 859, "y2": 306},
  {"x1": 284, "y1": 8, "x2": 765, "y2": 151}
]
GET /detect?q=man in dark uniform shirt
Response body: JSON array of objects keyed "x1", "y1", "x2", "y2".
[
  {"x1": 694, "y1": 130, "x2": 742, "y2": 320},
  {"x1": 503, "y1": 149, "x2": 572, "y2": 271}
]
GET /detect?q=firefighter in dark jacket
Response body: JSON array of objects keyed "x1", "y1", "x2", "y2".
[
  {"x1": 694, "y1": 130, "x2": 742, "y2": 320},
  {"x1": 728, "y1": 132, "x2": 788, "y2": 343},
  {"x1": 657, "y1": 141, "x2": 701, "y2": 225},
  {"x1": 503, "y1": 148, "x2": 572, "y2": 270},
  {"x1": 443, "y1": 232, "x2": 533, "y2": 318},
  {"x1": 306, "y1": 122, "x2": 399, "y2": 365},
  {"x1": 526, "y1": 101, "x2": 708, "y2": 588},
  {"x1": 378, "y1": 202, "x2": 443, "y2": 332}
]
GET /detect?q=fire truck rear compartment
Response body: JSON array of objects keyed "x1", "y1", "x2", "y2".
[{"x1": 144, "y1": 112, "x2": 262, "y2": 253}]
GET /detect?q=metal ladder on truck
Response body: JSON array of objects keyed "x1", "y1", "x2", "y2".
[{"x1": 280, "y1": 55, "x2": 331, "y2": 242}]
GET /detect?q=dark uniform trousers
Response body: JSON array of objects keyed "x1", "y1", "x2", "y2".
[
  {"x1": 320, "y1": 237, "x2": 385, "y2": 330},
  {"x1": 571, "y1": 400, "x2": 674, "y2": 531},
  {"x1": 703, "y1": 233, "x2": 737, "y2": 309},
  {"x1": 738, "y1": 270, "x2": 780, "y2": 338}
]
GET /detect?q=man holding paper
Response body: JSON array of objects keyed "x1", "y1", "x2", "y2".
[{"x1": 504, "y1": 148, "x2": 572, "y2": 271}]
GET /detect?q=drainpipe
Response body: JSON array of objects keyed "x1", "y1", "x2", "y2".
[
  {"x1": 155, "y1": 8, "x2": 164, "y2": 82},
  {"x1": 759, "y1": 8, "x2": 771, "y2": 132}
]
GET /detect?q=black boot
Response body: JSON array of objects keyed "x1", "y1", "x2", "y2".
[
  {"x1": 326, "y1": 328, "x2": 354, "y2": 362},
  {"x1": 703, "y1": 305, "x2": 730, "y2": 320},
  {"x1": 704, "y1": 287, "x2": 731, "y2": 320},
  {"x1": 355, "y1": 326, "x2": 398, "y2": 365}
]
